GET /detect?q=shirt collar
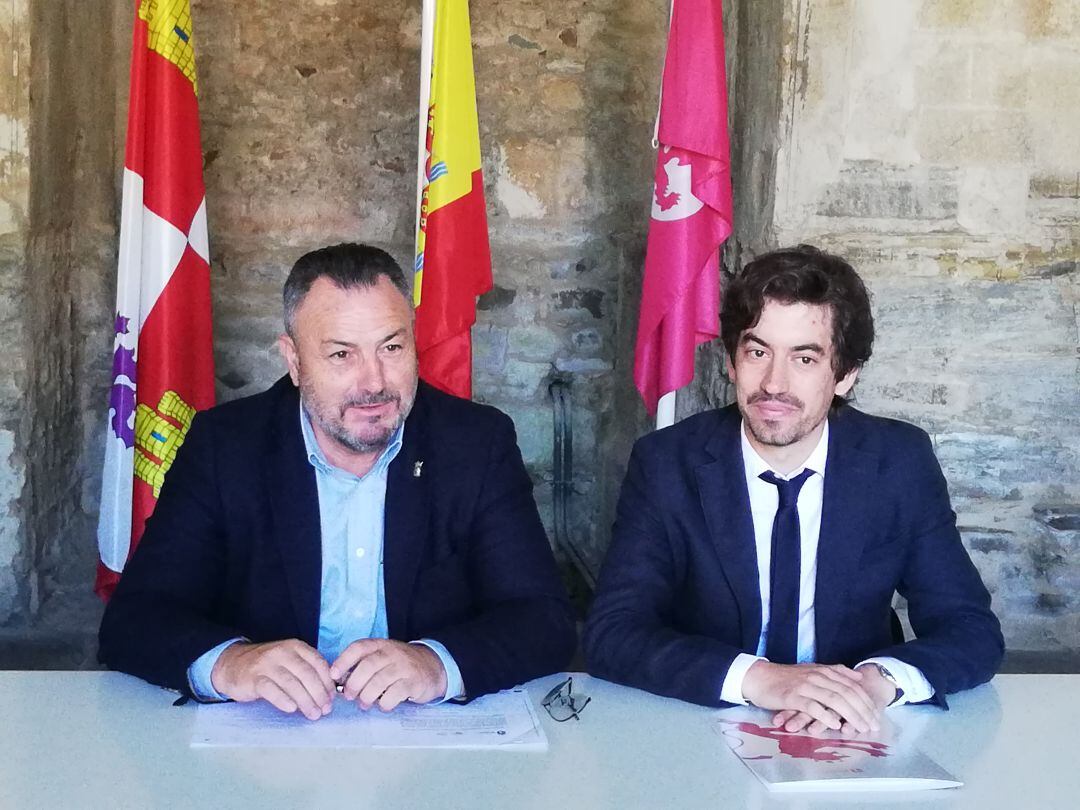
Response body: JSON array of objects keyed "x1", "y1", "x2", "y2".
[
  {"x1": 299, "y1": 400, "x2": 404, "y2": 479},
  {"x1": 740, "y1": 418, "x2": 830, "y2": 482}
]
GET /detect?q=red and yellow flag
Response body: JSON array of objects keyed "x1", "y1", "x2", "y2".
[
  {"x1": 414, "y1": 0, "x2": 492, "y2": 399},
  {"x1": 96, "y1": 0, "x2": 215, "y2": 600}
]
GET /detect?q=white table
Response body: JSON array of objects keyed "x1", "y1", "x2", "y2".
[{"x1": 0, "y1": 672, "x2": 1074, "y2": 809}]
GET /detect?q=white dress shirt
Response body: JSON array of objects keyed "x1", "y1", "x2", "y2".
[{"x1": 720, "y1": 420, "x2": 934, "y2": 707}]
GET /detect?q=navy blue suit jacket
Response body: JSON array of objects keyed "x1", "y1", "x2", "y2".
[
  {"x1": 584, "y1": 404, "x2": 1003, "y2": 708},
  {"x1": 99, "y1": 376, "x2": 576, "y2": 700}
]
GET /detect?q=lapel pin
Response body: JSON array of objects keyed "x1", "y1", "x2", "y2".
[{"x1": 413, "y1": 460, "x2": 424, "y2": 478}]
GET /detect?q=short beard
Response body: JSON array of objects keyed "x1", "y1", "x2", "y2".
[
  {"x1": 745, "y1": 418, "x2": 803, "y2": 447},
  {"x1": 303, "y1": 385, "x2": 403, "y2": 455},
  {"x1": 321, "y1": 418, "x2": 396, "y2": 455},
  {"x1": 743, "y1": 391, "x2": 808, "y2": 447}
]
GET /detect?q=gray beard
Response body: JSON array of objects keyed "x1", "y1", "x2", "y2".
[{"x1": 321, "y1": 416, "x2": 397, "y2": 455}]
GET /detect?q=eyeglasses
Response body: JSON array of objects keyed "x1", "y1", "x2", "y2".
[{"x1": 541, "y1": 676, "x2": 591, "y2": 722}]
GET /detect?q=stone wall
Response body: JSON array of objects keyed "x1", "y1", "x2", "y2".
[
  {"x1": 0, "y1": 0, "x2": 29, "y2": 622},
  {"x1": 17, "y1": 0, "x2": 120, "y2": 639},
  {"x1": 2, "y1": 0, "x2": 1078, "y2": 663},
  {"x1": 692, "y1": 0, "x2": 1080, "y2": 652}
]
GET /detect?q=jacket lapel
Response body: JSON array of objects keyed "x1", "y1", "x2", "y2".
[
  {"x1": 815, "y1": 410, "x2": 878, "y2": 660},
  {"x1": 266, "y1": 378, "x2": 323, "y2": 645},
  {"x1": 383, "y1": 385, "x2": 431, "y2": 638},
  {"x1": 695, "y1": 408, "x2": 762, "y2": 652}
]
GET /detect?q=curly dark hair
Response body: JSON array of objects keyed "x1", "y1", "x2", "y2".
[{"x1": 720, "y1": 245, "x2": 874, "y2": 381}]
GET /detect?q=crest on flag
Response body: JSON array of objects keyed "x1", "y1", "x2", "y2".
[{"x1": 652, "y1": 152, "x2": 705, "y2": 222}]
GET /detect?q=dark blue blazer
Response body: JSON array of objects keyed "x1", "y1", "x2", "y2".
[
  {"x1": 99, "y1": 376, "x2": 576, "y2": 700},
  {"x1": 584, "y1": 404, "x2": 1003, "y2": 708}
]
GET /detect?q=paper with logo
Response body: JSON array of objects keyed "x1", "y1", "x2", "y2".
[
  {"x1": 715, "y1": 707, "x2": 961, "y2": 792},
  {"x1": 191, "y1": 688, "x2": 547, "y2": 750}
]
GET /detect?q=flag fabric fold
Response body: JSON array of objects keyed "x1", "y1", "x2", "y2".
[
  {"x1": 633, "y1": 0, "x2": 734, "y2": 416},
  {"x1": 413, "y1": 0, "x2": 492, "y2": 399},
  {"x1": 96, "y1": 0, "x2": 215, "y2": 600}
]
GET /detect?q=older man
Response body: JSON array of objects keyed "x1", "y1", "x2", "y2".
[
  {"x1": 100, "y1": 243, "x2": 575, "y2": 718},
  {"x1": 585, "y1": 245, "x2": 1002, "y2": 736}
]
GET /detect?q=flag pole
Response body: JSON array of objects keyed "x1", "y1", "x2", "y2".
[
  {"x1": 414, "y1": 0, "x2": 436, "y2": 262},
  {"x1": 656, "y1": 391, "x2": 676, "y2": 429},
  {"x1": 652, "y1": 0, "x2": 678, "y2": 432}
]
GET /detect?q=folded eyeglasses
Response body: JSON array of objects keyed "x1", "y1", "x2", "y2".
[{"x1": 541, "y1": 676, "x2": 592, "y2": 722}]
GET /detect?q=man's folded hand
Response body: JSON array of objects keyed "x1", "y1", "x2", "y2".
[
  {"x1": 211, "y1": 639, "x2": 335, "y2": 720},
  {"x1": 330, "y1": 639, "x2": 448, "y2": 711},
  {"x1": 742, "y1": 660, "x2": 883, "y2": 737}
]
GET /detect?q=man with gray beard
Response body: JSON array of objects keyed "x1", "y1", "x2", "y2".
[{"x1": 100, "y1": 243, "x2": 575, "y2": 718}]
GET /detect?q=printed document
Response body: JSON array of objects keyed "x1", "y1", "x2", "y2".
[{"x1": 191, "y1": 687, "x2": 547, "y2": 750}]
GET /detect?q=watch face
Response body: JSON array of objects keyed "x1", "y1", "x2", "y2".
[{"x1": 872, "y1": 664, "x2": 903, "y2": 705}]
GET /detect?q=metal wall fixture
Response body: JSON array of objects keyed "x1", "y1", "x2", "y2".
[{"x1": 549, "y1": 377, "x2": 595, "y2": 589}]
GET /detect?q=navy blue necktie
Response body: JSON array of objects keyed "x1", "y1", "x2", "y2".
[{"x1": 759, "y1": 469, "x2": 815, "y2": 665}]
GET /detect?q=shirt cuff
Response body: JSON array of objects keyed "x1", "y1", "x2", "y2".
[
  {"x1": 188, "y1": 638, "x2": 246, "y2": 701},
  {"x1": 857, "y1": 656, "x2": 935, "y2": 706},
  {"x1": 412, "y1": 639, "x2": 465, "y2": 702},
  {"x1": 720, "y1": 653, "x2": 764, "y2": 705}
]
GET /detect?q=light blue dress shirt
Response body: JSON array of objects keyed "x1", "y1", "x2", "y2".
[{"x1": 187, "y1": 404, "x2": 464, "y2": 702}]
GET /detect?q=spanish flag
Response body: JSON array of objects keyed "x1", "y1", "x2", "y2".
[
  {"x1": 96, "y1": 0, "x2": 215, "y2": 599},
  {"x1": 413, "y1": 0, "x2": 492, "y2": 399}
]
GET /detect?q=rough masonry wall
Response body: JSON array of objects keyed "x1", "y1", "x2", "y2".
[
  {"x1": 0, "y1": 0, "x2": 29, "y2": 622},
  {"x1": 8, "y1": 0, "x2": 1077, "y2": 662},
  {"x1": 18, "y1": 1, "x2": 119, "y2": 636},
  {"x1": 755, "y1": 0, "x2": 1080, "y2": 651}
]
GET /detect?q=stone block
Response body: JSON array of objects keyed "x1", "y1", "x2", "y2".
[
  {"x1": 508, "y1": 325, "x2": 560, "y2": 361},
  {"x1": 553, "y1": 357, "x2": 613, "y2": 375},
  {"x1": 915, "y1": 42, "x2": 971, "y2": 107},
  {"x1": 1025, "y1": 55, "x2": 1080, "y2": 174},
  {"x1": 0, "y1": 566, "x2": 22, "y2": 625},
  {"x1": 970, "y1": 47, "x2": 1028, "y2": 108},
  {"x1": 552, "y1": 288, "x2": 605, "y2": 319},
  {"x1": 494, "y1": 135, "x2": 596, "y2": 220},
  {"x1": 570, "y1": 328, "x2": 602, "y2": 354},
  {"x1": 500, "y1": 402, "x2": 553, "y2": 469},
  {"x1": 1024, "y1": 0, "x2": 1080, "y2": 38},
  {"x1": 477, "y1": 285, "x2": 517, "y2": 311},
  {"x1": 935, "y1": 432, "x2": 1078, "y2": 500},
  {"x1": 958, "y1": 166, "x2": 1029, "y2": 234},
  {"x1": 481, "y1": 358, "x2": 550, "y2": 401},
  {"x1": 0, "y1": 429, "x2": 22, "y2": 612},
  {"x1": 539, "y1": 76, "x2": 584, "y2": 111},
  {"x1": 917, "y1": 107, "x2": 1031, "y2": 163},
  {"x1": 572, "y1": 404, "x2": 598, "y2": 463},
  {"x1": 1033, "y1": 503, "x2": 1080, "y2": 534},
  {"x1": 918, "y1": 0, "x2": 1023, "y2": 31},
  {"x1": 495, "y1": 141, "x2": 551, "y2": 219},
  {"x1": 1030, "y1": 174, "x2": 1080, "y2": 199},
  {"x1": 472, "y1": 324, "x2": 508, "y2": 376},
  {"x1": 817, "y1": 163, "x2": 958, "y2": 220}
]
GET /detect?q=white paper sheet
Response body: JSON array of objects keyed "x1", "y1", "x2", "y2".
[{"x1": 191, "y1": 687, "x2": 547, "y2": 751}]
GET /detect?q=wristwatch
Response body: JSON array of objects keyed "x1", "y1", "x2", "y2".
[{"x1": 863, "y1": 663, "x2": 904, "y2": 707}]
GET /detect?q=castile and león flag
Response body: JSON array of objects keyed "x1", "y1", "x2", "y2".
[{"x1": 96, "y1": 0, "x2": 215, "y2": 600}]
